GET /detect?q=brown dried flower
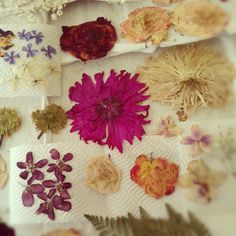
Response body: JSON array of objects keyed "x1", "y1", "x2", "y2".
[
  {"x1": 138, "y1": 43, "x2": 236, "y2": 120},
  {"x1": 32, "y1": 104, "x2": 67, "y2": 139}
]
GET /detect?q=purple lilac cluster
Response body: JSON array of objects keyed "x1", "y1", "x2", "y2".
[{"x1": 16, "y1": 149, "x2": 73, "y2": 221}]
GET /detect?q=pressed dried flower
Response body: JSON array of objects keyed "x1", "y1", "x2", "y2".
[
  {"x1": 121, "y1": 7, "x2": 171, "y2": 45},
  {"x1": 153, "y1": 116, "x2": 181, "y2": 137},
  {"x1": 86, "y1": 156, "x2": 121, "y2": 194},
  {"x1": 179, "y1": 160, "x2": 227, "y2": 203},
  {"x1": 172, "y1": 1, "x2": 229, "y2": 38},
  {"x1": 67, "y1": 70, "x2": 150, "y2": 153},
  {"x1": 0, "y1": 156, "x2": 8, "y2": 189},
  {"x1": 130, "y1": 154, "x2": 179, "y2": 199},
  {"x1": 0, "y1": 222, "x2": 15, "y2": 236},
  {"x1": 138, "y1": 43, "x2": 236, "y2": 120},
  {"x1": 60, "y1": 17, "x2": 117, "y2": 61},
  {"x1": 0, "y1": 108, "x2": 21, "y2": 147},
  {"x1": 43, "y1": 229, "x2": 81, "y2": 236},
  {"x1": 17, "y1": 151, "x2": 48, "y2": 183},
  {"x1": 181, "y1": 125, "x2": 213, "y2": 157},
  {"x1": 32, "y1": 104, "x2": 68, "y2": 139}
]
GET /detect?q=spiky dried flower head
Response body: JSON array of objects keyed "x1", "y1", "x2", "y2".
[
  {"x1": 138, "y1": 43, "x2": 236, "y2": 121},
  {"x1": 0, "y1": 108, "x2": 21, "y2": 146},
  {"x1": 32, "y1": 104, "x2": 67, "y2": 139}
]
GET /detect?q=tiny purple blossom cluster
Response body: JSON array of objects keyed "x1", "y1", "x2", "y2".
[
  {"x1": 16, "y1": 149, "x2": 73, "y2": 221},
  {"x1": 18, "y1": 29, "x2": 44, "y2": 45}
]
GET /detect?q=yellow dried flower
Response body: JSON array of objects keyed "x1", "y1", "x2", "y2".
[
  {"x1": 32, "y1": 104, "x2": 67, "y2": 139},
  {"x1": 138, "y1": 43, "x2": 236, "y2": 120},
  {"x1": 0, "y1": 108, "x2": 21, "y2": 147},
  {"x1": 172, "y1": 0, "x2": 229, "y2": 38}
]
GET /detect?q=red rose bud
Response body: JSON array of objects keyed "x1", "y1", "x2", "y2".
[{"x1": 60, "y1": 17, "x2": 117, "y2": 61}]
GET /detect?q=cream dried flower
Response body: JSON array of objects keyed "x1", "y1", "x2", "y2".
[
  {"x1": 42, "y1": 229, "x2": 81, "y2": 236},
  {"x1": 172, "y1": 0, "x2": 229, "y2": 38},
  {"x1": 0, "y1": 108, "x2": 21, "y2": 147},
  {"x1": 0, "y1": 156, "x2": 8, "y2": 189},
  {"x1": 86, "y1": 156, "x2": 121, "y2": 194},
  {"x1": 179, "y1": 160, "x2": 227, "y2": 203},
  {"x1": 153, "y1": 116, "x2": 181, "y2": 137},
  {"x1": 138, "y1": 43, "x2": 236, "y2": 120},
  {"x1": 120, "y1": 7, "x2": 171, "y2": 45}
]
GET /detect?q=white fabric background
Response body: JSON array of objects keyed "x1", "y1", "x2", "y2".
[{"x1": 0, "y1": 0, "x2": 236, "y2": 235}]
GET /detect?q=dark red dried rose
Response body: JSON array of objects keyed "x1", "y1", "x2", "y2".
[
  {"x1": 0, "y1": 222, "x2": 15, "y2": 236},
  {"x1": 60, "y1": 17, "x2": 117, "y2": 61}
]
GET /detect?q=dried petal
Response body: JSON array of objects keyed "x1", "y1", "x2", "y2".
[
  {"x1": 36, "y1": 159, "x2": 48, "y2": 168},
  {"x1": 50, "y1": 148, "x2": 60, "y2": 160},
  {"x1": 30, "y1": 184, "x2": 44, "y2": 194},
  {"x1": 19, "y1": 170, "x2": 29, "y2": 180},
  {"x1": 43, "y1": 180, "x2": 56, "y2": 188},
  {"x1": 16, "y1": 162, "x2": 26, "y2": 169},
  {"x1": 62, "y1": 153, "x2": 73, "y2": 162},
  {"x1": 22, "y1": 189, "x2": 34, "y2": 207},
  {"x1": 26, "y1": 152, "x2": 33, "y2": 163}
]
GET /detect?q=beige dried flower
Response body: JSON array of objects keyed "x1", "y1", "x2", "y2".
[
  {"x1": 32, "y1": 104, "x2": 68, "y2": 139},
  {"x1": 179, "y1": 160, "x2": 227, "y2": 203},
  {"x1": 120, "y1": 6, "x2": 171, "y2": 45},
  {"x1": 86, "y1": 156, "x2": 121, "y2": 194},
  {"x1": 0, "y1": 156, "x2": 8, "y2": 189},
  {"x1": 42, "y1": 229, "x2": 81, "y2": 236},
  {"x1": 172, "y1": 0, "x2": 229, "y2": 38},
  {"x1": 0, "y1": 108, "x2": 21, "y2": 147},
  {"x1": 138, "y1": 43, "x2": 236, "y2": 120}
]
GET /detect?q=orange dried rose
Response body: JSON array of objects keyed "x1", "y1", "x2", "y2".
[
  {"x1": 120, "y1": 7, "x2": 171, "y2": 45},
  {"x1": 130, "y1": 155, "x2": 179, "y2": 199}
]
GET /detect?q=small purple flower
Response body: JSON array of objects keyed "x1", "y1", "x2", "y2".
[
  {"x1": 36, "y1": 191, "x2": 71, "y2": 220},
  {"x1": 30, "y1": 30, "x2": 44, "y2": 45},
  {"x1": 17, "y1": 29, "x2": 32, "y2": 41},
  {"x1": 43, "y1": 174, "x2": 72, "y2": 200},
  {"x1": 22, "y1": 43, "x2": 38, "y2": 57},
  {"x1": 4, "y1": 51, "x2": 20, "y2": 64},
  {"x1": 181, "y1": 125, "x2": 213, "y2": 156},
  {"x1": 17, "y1": 152, "x2": 48, "y2": 184},
  {"x1": 22, "y1": 183, "x2": 44, "y2": 207},
  {"x1": 41, "y1": 45, "x2": 57, "y2": 59},
  {"x1": 47, "y1": 149, "x2": 73, "y2": 176}
]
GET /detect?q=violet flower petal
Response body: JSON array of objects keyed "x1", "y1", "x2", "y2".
[
  {"x1": 19, "y1": 170, "x2": 29, "y2": 180},
  {"x1": 60, "y1": 201, "x2": 72, "y2": 212},
  {"x1": 60, "y1": 189, "x2": 71, "y2": 199},
  {"x1": 48, "y1": 205, "x2": 55, "y2": 221},
  {"x1": 52, "y1": 195, "x2": 62, "y2": 210},
  {"x1": 36, "y1": 159, "x2": 48, "y2": 168},
  {"x1": 48, "y1": 188, "x2": 56, "y2": 198},
  {"x1": 63, "y1": 182, "x2": 72, "y2": 189},
  {"x1": 37, "y1": 192, "x2": 48, "y2": 201},
  {"x1": 26, "y1": 152, "x2": 33, "y2": 163},
  {"x1": 62, "y1": 164, "x2": 72, "y2": 172},
  {"x1": 22, "y1": 190, "x2": 34, "y2": 207},
  {"x1": 200, "y1": 134, "x2": 213, "y2": 146},
  {"x1": 30, "y1": 184, "x2": 44, "y2": 194},
  {"x1": 47, "y1": 164, "x2": 57, "y2": 173},
  {"x1": 43, "y1": 180, "x2": 56, "y2": 188},
  {"x1": 62, "y1": 153, "x2": 73, "y2": 162},
  {"x1": 181, "y1": 136, "x2": 196, "y2": 145},
  {"x1": 50, "y1": 149, "x2": 60, "y2": 160},
  {"x1": 17, "y1": 162, "x2": 27, "y2": 169},
  {"x1": 56, "y1": 173, "x2": 65, "y2": 183},
  {"x1": 33, "y1": 170, "x2": 44, "y2": 180}
]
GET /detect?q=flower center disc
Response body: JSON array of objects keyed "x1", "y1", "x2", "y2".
[{"x1": 96, "y1": 97, "x2": 122, "y2": 120}]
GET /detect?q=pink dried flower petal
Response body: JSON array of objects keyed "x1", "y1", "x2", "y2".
[
  {"x1": 17, "y1": 162, "x2": 26, "y2": 169},
  {"x1": 63, "y1": 153, "x2": 73, "y2": 162},
  {"x1": 36, "y1": 159, "x2": 48, "y2": 168},
  {"x1": 50, "y1": 149, "x2": 60, "y2": 160},
  {"x1": 22, "y1": 189, "x2": 34, "y2": 207},
  {"x1": 20, "y1": 170, "x2": 29, "y2": 180},
  {"x1": 30, "y1": 184, "x2": 44, "y2": 194},
  {"x1": 26, "y1": 152, "x2": 33, "y2": 163},
  {"x1": 37, "y1": 192, "x2": 48, "y2": 201},
  {"x1": 48, "y1": 189, "x2": 57, "y2": 198},
  {"x1": 43, "y1": 180, "x2": 56, "y2": 188}
]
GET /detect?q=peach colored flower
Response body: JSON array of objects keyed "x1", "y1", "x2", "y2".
[
  {"x1": 172, "y1": 1, "x2": 229, "y2": 38},
  {"x1": 130, "y1": 155, "x2": 179, "y2": 199},
  {"x1": 86, "y1": 156, "x2": 121, "y2": 194},
  {"x1": 154, "y1": 116, "x2": 182, "y2": 137},
  {"x1": 179, "y1": 160, "x2": 227, "y2": 203},
  {"x1": 43, "y1": 229, "x2": 81, "y2": 236},
  {"x1": 121, "y1": 7, "x2": 171, "y2": 45},
  {"x1": 0, "y1": 156, "x2": 7, "y2": 189},
  {"x1": 181, "y1": 125, "x2": 213, "y2": 157}
]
